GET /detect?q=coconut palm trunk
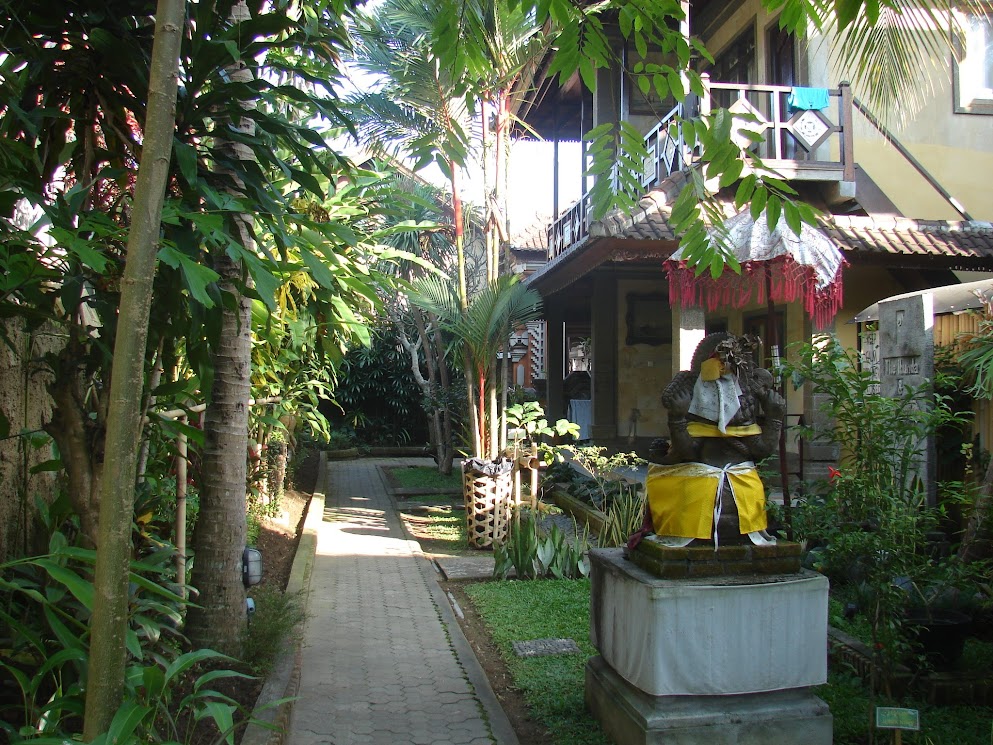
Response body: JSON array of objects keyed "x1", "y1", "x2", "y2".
[{"x1": 186, "y1": 0, "x2": 255, "y2": 655}]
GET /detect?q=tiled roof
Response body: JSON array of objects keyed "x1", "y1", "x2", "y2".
[
  {"x1": 823, "y1": 215, "x2": 993, "y2": 263},
  {"x1": 510, "y1": 215, "x2": 550, "y2": 250},
  {"x1": 590, "y1": 171, "x2": 688, "y2": 242},
  {"x1": 592, "y1": 187, "x2": 993, "y2": 265},
  {"x1": 526, "y1": 181, "x2": 993, "y2": 296}
]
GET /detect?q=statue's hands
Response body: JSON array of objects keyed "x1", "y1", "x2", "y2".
[
  {"x1": 661, "y1": 372, "x2": 695, "y2": 418},
  {"x1": 759, "y1": 388, "x2": 786, "y2": 421}
]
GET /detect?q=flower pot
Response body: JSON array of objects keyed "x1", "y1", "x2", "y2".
[
  {"x1": 903, "y1": 608, "x2": 972, "y2": 670},
  {"x1": 462, "y1": 458, "x2": 515, "y2": 549}
]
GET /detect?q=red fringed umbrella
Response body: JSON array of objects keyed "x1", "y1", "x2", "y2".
[{"x1": 664, "y1": 210, "x2": 846, "y2": 329}]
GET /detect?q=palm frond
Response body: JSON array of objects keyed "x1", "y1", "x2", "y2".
[{"x1": 826, "y1": 0, "x2": 964, "y2": 124}]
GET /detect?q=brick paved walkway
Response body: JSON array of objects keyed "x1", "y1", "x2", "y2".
[{"x1": 287, "y1": 458, "x2": 517, "y2": 745}]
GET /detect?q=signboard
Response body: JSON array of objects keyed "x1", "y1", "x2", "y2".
[{"x1": 875, "y1": 707, "x2": 920, "y2": 731}]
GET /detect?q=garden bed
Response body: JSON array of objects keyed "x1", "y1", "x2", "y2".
[
  {"x1": 828, "y1": 621, "x2": 993, "y2": 706},
  {"x1": 544, "y1": 484, "x2": 607, "y2": 536}
]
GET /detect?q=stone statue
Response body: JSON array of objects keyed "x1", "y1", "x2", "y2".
[{"x1": 647, "y1": 332, "x2": 784, "y2": 546}]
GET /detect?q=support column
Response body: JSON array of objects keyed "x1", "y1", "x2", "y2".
[
  {"x1": 591, "y1": 275, "x2": 618, "y2": 441},
  {"x1": 672, "y1": 305, "x2": 706, "y2": 376},
  {"x1": 546, "y1": 307, "x2": 566, "y2": 422}
]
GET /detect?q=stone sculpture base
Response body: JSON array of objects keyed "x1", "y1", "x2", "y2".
[
  {"x1": 586, "y1": 548, "x2": 832, "y2": 744},
  {"x1": 585, "y1": 656, "x2": 832, "y2": 745}
]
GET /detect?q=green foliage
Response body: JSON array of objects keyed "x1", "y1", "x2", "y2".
[
  {"x1": 599, "y1": 483, "x2": 647, "y2": 548},
  {"x1": 0, "y1": 497, "x2": 286, "y2": 744},
  {"x1": 329, "y1": 326, "x2": 429, "y2": 447},
  {"x1": 0, "y1": 543, "x2": 193, "y2": 741},
  {"x1": 242, "y1": 585, "x2": 306, "y2": 677},
  {"x1": 783, "y1": 335, "x2": 980, "y2": 688},
  {"x1": 492, "y1": 507, "x2": 591, "y2": 580},
  {"x1": 505, "y1": 402, "x2": 580, "y2": 450},
  {"x1": 817, "y1": 668, "x2": 993, "y2": 745},
  {"x1": 464, "y1": 579, "x2": 608, "y2": 745},
  {"x1": 544, "y1": 446, "x2": 646, "y2": 515},
  {"x1": 410, "y1": 274, "x2": 543, "y2": 459},
  {"x1": 246, "y1": 514, "x2": 262, "y2": 548}
]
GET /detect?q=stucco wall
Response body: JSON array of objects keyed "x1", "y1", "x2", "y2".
[
  {"x1": 0, "y1": 320, "x2": 60, "y2": 562},
  {"x1": 806, "y1": 22, "x2": 993, "y2": 221},
  {"x1": 616, "y1": 279, "x2": 672, "y2": 439}
]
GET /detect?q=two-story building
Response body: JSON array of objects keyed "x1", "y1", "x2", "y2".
[{"x1": 514, "y1": 0, "x2": 993, "y2": 472}]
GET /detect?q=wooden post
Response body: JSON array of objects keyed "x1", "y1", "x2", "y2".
[{"x1": 840, "y1": 82, "x2": 855, "y2": 182}]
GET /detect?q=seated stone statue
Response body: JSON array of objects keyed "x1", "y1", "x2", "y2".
[{"x1": 647, "y1": 332, "x2": 784, "y2": 546}]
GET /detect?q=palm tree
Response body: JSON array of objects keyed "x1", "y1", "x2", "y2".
[
  {"x1": 344, "y1": 0, "x2": 475, "y2": 308},
  {"x1": 378, "y1": 174, "x2": 463, "y2": 474},
  {"x1": 443, "y1": 0, "x2": 551, "y2": 453},
  {"x1": 410, "y1": 274, "x2": 543, "y2": 461}
]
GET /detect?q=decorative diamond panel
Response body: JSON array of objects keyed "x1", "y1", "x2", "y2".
[
  {"x1": 791, "y1": 109, "x2": 832, "y2": 151},
  {"x1": 662, "y1": 133, "x2": 678, "y2": 175},
  {"x1": 727, "y1": 98, "x2": 769, "y2": 150}
]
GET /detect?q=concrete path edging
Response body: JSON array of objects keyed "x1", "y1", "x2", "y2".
[{"x1": 241, "y1": 451, "x2": 328, "y2": 745}]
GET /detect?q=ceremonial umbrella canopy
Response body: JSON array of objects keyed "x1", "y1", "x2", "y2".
[{"x1": 664, "y1": 210, "x2": 846, "y2": 329}]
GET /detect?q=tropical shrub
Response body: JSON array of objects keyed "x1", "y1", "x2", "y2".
[
  {"x1": 784, "y1": 336, "x2": 985, "y2": 688},
  {"x1": 493, "y1": 507, "x2": 591, "y2": 580},
  {"x1": 326, "y1": 327, "x2": 432, "y2": 447}
]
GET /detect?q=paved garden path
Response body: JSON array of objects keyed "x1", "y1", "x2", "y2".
[{"x1": 287, "y1": 457, "x2": 518, "y2": 745}]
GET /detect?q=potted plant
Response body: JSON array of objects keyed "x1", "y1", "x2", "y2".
[{"x1": 411, "y1": 274, "x2": 543, "y2": 547}]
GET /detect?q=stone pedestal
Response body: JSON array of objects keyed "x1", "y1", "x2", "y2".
[{"x1": 586, "y1": 549, "x2": 832, "y2": 744}]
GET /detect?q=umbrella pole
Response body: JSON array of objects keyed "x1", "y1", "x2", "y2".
[{"x1": 767, "y1": 267, "x2": 793, "y2": 540}]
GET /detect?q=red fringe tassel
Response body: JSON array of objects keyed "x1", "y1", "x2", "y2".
[{"x1": 664, "y1": 255, "x2": 845, "y2": 330}]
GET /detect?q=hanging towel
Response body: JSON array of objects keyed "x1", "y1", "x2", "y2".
[{"x1": 787, "y1": 86, "x2": 830, "y2": 111}]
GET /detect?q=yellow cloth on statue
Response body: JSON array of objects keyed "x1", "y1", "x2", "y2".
[
  {"x1": 686, "y1": 421, "x2": 762, "y2": 438},
  {"x1": 647, "y1": 461, "x2": 767, "y2": 540}
]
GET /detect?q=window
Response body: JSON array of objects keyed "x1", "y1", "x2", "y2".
[{"x1": 953, "y1": 10, "x2": 993, "y2": 114}]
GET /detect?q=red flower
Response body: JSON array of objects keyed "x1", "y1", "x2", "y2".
[{"x1": 828, "y1": 467, "x2": 841, "y2": 482}]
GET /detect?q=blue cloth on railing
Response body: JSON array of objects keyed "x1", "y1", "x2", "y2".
[{"x1": 787, "y1": 87, "x2": 830, "y2": 111}]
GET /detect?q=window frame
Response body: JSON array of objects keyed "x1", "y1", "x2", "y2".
[{"x1": 952, "y1": 8, "x2": 993, "y2": 115}]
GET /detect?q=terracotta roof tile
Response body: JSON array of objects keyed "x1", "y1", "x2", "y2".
[{"x1": 824, "y1": 215, "x2": 993, "y2": 264}]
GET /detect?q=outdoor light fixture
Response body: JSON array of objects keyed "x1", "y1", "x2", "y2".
[{"x1": 242, "y1": 547, "x2": 263, "y2": 587}]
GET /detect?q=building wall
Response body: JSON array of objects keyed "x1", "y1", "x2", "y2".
[
  {"x1": 807, "y1": 22, "x2": 993, "y2": 221},
  {"x1": 615, "y1": 278, "x2": 672, "y2": 439}
]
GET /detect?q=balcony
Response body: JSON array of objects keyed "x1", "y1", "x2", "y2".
[{"x1": 545, "y1": 78, "x2": 855, "y2": 259}]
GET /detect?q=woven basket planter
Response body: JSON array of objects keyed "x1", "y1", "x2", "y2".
[{"x1": 462, "y1": 459, "x2": 515, "y2": 549}]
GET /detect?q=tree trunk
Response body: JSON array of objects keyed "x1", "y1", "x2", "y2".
[
  {"x1": 185, "y1": 249, "x2": 253, "y2": 654},
  {"x1": 392, "y1": 304, "x2": 454, "y2": 475},
  {"x1": 186, "y1": 0, "x2": 255, "y2": 655},
  {"x1": 82, "y1": 0, "x2": 185, "y2": 736},
  {"x1": 45, "y1": 351, "x2": 104, "y2": 547}
]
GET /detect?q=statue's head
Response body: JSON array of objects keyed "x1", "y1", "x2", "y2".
[{"x1": 689, "y1": 333, "x2": 766, "y2": 426}]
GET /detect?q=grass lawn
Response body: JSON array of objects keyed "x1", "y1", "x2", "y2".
[
  {"x1": 464, "y1": 578, "x2": 993, "y2": 745},
  {"x1": 398, "y1": 503, "x2": 468, "y2": 554},
  {"x1": 464, "y1": 579, "x2": 610, "y2": 745},
  {"x1": 388, "y1": 465, "x2": 462, "y2": 491}
]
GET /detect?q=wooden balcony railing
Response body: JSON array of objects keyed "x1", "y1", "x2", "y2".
[{"x1": 545, "y1": 78, "x2": 854, "y2": 259}]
